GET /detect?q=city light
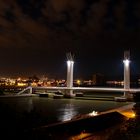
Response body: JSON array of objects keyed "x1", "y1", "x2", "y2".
[
  {"x1": 121, "y1": 110, "x2": 136, "y2": 119},
  {"x1": 76, "y1": 80, "x2": 81, "y2": 85}
]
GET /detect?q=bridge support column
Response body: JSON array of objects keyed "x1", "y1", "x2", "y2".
[
  {"x1": 65, "y1": 53, "x2": 75, "y2": 98},
  {"x1": 29, "y1": 86, "x2": 33, "y2": 94},
  {"x1": 123, "y1": 51, "x2": 132, "y2": 100}
]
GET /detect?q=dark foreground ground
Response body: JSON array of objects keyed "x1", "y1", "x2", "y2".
[
  {"x1": 23, "y1": 102, "x2": 140, "y2": 140},
  {"x1": 0, "y1": 112, "x2": 140, "y2": 140}
]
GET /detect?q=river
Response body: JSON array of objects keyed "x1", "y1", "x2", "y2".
[{"x1": 0, "y1": 96, "x2": 130, "y2": 130}]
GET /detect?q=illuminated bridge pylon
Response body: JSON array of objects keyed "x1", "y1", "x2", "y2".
[
  {"x1": 123, "y1": 50, "x2": 132, "y2": 99},
  {"x1": 65, "y1": 52, "x2": 75, "y2": 97}
]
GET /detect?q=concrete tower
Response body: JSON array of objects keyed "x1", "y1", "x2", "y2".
[
  {"x1": 123, "y1": 50, "x2": 130, "y2": 98},
  {"x1": 66, "y1": 53, "x2": 75, "y2": 97}
]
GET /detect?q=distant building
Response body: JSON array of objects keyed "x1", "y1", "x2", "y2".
[
  {"x1": 106, "y1": 80, "x2": 124, "y2": 87},
  {"x1": 83, "y1": 80, "x2": 93, "y2": 86},
  {"x1": 92, "y1": 73, "x2": 105, "y2": 86}
]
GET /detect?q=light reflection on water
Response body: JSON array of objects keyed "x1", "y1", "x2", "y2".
[
  {"x1": 25, "y1": 98, "x2": 34, "y2": 113},
  {"x1": 57, "y1": 104, "x2": 78, "y2": 121}
]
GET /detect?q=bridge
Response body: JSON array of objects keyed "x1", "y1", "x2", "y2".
[{"x1": 18, "y1": 51, "x2": 140, "y2": 101}]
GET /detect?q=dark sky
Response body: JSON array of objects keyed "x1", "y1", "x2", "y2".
[{"x1": 0, "y1": 0, "x2": 140, "y2": 79}]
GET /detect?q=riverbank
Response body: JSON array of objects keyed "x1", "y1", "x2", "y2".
[
  {"x1": 0, "y1": 92, "x2": 126, "y2": 102},
  {"x1": 25, "y1": 111, "x2": 126, "y2": 140}
]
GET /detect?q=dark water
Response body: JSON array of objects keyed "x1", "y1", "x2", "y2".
[{"x1": 0, "y1": 96, "x2": 130, "y2": 130}]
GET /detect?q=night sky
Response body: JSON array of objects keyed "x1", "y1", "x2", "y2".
[{"x1": 0, "y1": 0, "x2": 140, "y2": 79}]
